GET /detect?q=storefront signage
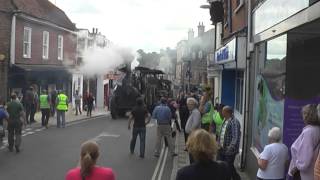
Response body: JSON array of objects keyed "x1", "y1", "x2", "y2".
[
  {"x1": 215, "y1": 38, "x2": 236, "y2": 64},
  {"x1": 253, "y1": 0, "x2": 308, "y2": 35}
]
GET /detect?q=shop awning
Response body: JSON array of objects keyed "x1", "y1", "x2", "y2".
[{"x1": 12, "y1": 64, "x2": 72, "y2": 72}]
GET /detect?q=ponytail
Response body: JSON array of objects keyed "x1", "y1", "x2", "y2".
[{"x1": 80, "y1": 153, "x2": 94, "y2": 178}]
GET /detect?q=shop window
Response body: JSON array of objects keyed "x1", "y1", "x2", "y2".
[
  {"x1": 23, "y1": 27, "x2": 32, "y2": 58},
  {"x1": 235, "y1": 71, "x2": 244, "y2": 113}
]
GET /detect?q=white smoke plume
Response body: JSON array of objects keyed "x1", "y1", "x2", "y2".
[{"x1": 79, "y1": 45, "x2": 135, "y2": 76}]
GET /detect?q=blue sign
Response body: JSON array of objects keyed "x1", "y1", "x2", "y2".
[{"x1": 215, "y1": 38, "x2": 236, "y2": 64}]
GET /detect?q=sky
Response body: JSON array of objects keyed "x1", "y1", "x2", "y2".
[{"x1": 50, "y1": 0, "x2": 212, "y2": 53}]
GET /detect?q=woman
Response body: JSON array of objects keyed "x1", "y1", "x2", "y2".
[
  {"x1": 257, "y1": 127, "x2": 288, "y2": 180},
  {"x1": 66, "y1": 141, "x2": 115, "y2": 180},
  {"x1": 288, "y1": 104, "x2": 320, "y2": 180},
  {"x1": 199, "y1": 87, "x2": 213, "y2": 131},
  {"x1": 315, "y1": 104, "x2": 320, "y2": 180},
  {"x1": 176, "y1": 129, "x2": 231, "y2": 180}
]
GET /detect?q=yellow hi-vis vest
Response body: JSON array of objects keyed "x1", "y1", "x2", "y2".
[
  {"x1": 39, "y1": 94, "x2": 50, "y2": 109},
  {"x1": 57, "y1": 94, "x2": 68, "y2": 111}
]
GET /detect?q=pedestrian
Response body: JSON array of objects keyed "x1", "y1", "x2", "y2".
[
  {"x1": 65, "y1": 141, "x2": 115, "y2": 180},
  {"x1": 176, "y1": 129, "x2": 231, "y2": 180},
  {"x1": 288, "y1": 104, "x2": 320, "y2": 180},
  {"x1": 177, "y1": 92, "x2": 189, "y2": 143},
  {"x1": 210, "y1": 104, "x2": 225, "y2": 137},
  {"x1": 56, "y1": 90, "x2": 68, "y2": 128},
  {"x1": 199, "y1": 87, "x2": 214, "y2": 131},
  {"x1": 50, "y1": 89, "x2": 57, "y2": 117},
  {"x1": 0, "y1": 98, "x2": 9, "y2": 143},
  {"x1": 6, "y1": 93, "x2": 25, "y2": 153},
  {"x1": 24, "y1": 86, "x2": 37, "y2": 124},
  {"x1": 257, "y1": 127, "x2": 289, "y2": 180},
  {"x1": 152, "y1": 97, "x2": 177, "y2": 157},
  {"x1": 39, "y1": 89, "x2": 50, "y2": 129},
  {"x1": 74, "y1": 90, "x2": 82, "y2": 116},
  {"x1": 217, "y1": 106, "x2": 241, "y2": 180},
  {"x1": 185, "y1": 97, "x2": 201, "y2": 164},
  {"x1": 168, "y1": 98, "x2": 181, "y2": 133},
  {"x1": 87, "y1": 93, "x2": 94, "y2": 117},
  {"x1": 316, "y1": 104, "x2": 320, "y2": 180},
  {"x1": 128, "y1": 98, "x2": 151, "y2": 158}
]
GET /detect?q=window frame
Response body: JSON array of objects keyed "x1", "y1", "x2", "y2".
[
  {"x1": 235, "y1": 71, "x2": 244, "y2": 114},
  {"x1": 58, "y1": 35, "x2": 64, "y2": 60},
  {"x1": 23, "y1": 27, "x2": 32, "y2": 58},
  {"x1": 235, "y1": 0, "x2": 244, "y2": 13},
  {"x1": 42, "y1": 31, "x2": 49, "y2": 60}
]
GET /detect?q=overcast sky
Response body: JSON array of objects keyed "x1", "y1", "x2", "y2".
[{"x1": 50, "y1": 0, "x2": 212, "y2": 52}]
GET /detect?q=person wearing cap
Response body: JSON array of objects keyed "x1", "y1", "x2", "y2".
[
  {"x1": 56, "y1": 90, "x2": 68, "y2": 128},
  {"x1": 152, "y1": 97, "x2": 177, "y2": 157},
  {"x1": 39, "y1": 89, "x2": 51, "y2": 128},
  {"x1": 257, "y1": 127, "x2": 289, "y2": 180},
  {"x1": 6, "y1": 93, "x2": 24, "y2": 152}
]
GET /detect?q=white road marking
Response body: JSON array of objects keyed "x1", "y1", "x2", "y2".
[
  {"x1": 146, "y1": 123, "x2": 155, "y2": 128},
  {"x1": 25, "y1": 128, "x2": 32, "y2": 131},
  {"x1": 35, "y1": 129, "x2": 42, "y2": 132},
  {"x1": 151, "y1": 144, "x2": 165, "y2": 180},
  {"x1": 90, "y1": 132, "x2": 120, "y2": 142},
  {"x1": 158, "y1": 147, "x2": 169, "y2": 180}
]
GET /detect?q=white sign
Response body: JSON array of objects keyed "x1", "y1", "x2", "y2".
[{"x1": 215, "y1": 38, "x2": 236, "y2": 64}]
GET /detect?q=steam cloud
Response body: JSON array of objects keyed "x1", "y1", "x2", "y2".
[{"x1": 79, "y1": 45, "x2": 136, "y2": 76}]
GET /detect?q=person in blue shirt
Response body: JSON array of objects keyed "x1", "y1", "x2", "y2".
[
  {"x1": 0, "y1": 97, "x2": 9, "y2": 143},
  {"x1": 152, "y1": 97, "x2": 177, "y2": 157}
]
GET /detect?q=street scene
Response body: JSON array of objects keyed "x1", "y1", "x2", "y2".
[{"x1": 1, "y1": 0, "x2": 320, "y2": 180}]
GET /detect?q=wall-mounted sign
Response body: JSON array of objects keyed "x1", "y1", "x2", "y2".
[{"x1": 215, "y1": 38, "x2": 236, "y2": 64}]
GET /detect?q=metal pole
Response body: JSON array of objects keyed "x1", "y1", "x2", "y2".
[{"x1": 188, "y1": 60, "x2": 191, "y2": 93}]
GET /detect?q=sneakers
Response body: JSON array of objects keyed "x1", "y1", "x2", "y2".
[
  {"x1": 15, "y1": 146, "x2": 20, "y2": 153},
  {"x1": 154, "y1": 154, "x2": 160, "y2": 158},
  {"x1": 171, "y1": 153, "x2": 178, "y2": 157}
]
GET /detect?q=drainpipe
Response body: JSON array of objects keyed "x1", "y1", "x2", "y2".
[
  {"x1": 241, "y1": 0, "x2": 252, "y2": 169},
  {"x1": 10, "y1": 12, "x2": 17, "y2": 66}
]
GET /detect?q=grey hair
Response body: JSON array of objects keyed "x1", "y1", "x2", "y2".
[
  {"x1": 187, "y1": 97, "x2": 198, "y2": 106},
  {"x1": 317, "y1": 104, "x2": 320, "y2": 119},
  {"x1": 268, "y1": 127, "x2": 282, "y2": 142}
]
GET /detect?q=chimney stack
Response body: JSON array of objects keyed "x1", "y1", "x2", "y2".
[
  {"x1": 188, "y1": 29, "x2": 194, "y2": 40},
  {"x1": 198, "y1": 22, "x2": 205, "y2": 37}
]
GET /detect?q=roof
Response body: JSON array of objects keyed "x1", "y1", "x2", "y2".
[{"x1": 13, "y1": 0, "x2": 76, "y2": 30}]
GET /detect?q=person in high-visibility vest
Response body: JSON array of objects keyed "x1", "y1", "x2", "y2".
[
  {"x1": 56, "y1": 90, "x2": 68, "y2": 128},
  {"x1": 39, "y1": 89, "x2": 51, "y2": 129}
]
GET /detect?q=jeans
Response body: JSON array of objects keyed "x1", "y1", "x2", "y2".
[
  {"x1": 75, "y1": 101, "x2": 82, "y2": 115},
  {"x1": 130, "y1": 127, "x2": 146, "y2": 157},
  {"x1": 218, "y1": 151, "x2": 241, "y2": 180},
  {"x1": 57, "y1": 110, "x2": 66, "y2": 128},
  {"x1": 25, "y1": 103, "x2": 36, "y2": 123},
  {"x1": 41, "y1": 109, "x2": 50, "y2": 126},
  {"x1": 8, "y1": 121, "x2": 22, "y2": 149}
]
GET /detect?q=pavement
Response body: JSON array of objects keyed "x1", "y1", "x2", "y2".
[
  {"x1": 32, "y1": 107, "x2": 109, "y2": 128},
  {"x1": 170, "y1": 112, "x2": 251, "y2": 180}
]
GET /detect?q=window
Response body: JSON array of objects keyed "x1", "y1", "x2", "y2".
[
  {"x1": 42, "y1": 31, "x2": 49, "y2": 59},
  {"x1": 235, "y1": 71, "x2": 244, "y2": 113},
  {"x1": 58, "y1": 35, "x2": 63, "y2": 60},
  {"x1": 23, "y1": 27, "x2": 32, "y2": 58}
]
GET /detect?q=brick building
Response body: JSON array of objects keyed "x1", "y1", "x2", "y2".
[{"x1": 0, "y1": 0, "x2": 77, "y2": 100}]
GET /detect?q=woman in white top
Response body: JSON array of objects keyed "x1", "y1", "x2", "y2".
[{"x1": 257, "y1": 127, "x2": 289, "y2": 180}]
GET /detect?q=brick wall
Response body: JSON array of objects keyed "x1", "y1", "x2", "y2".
[
  {"x1": 15, "y1": 17, "x2": 76, "y2": 66},
  {"x1": 223, "y1": 0, "x2": 248, "y2": 40},
  {"x1": 0, "y1": 11, "x2": 12, "y2": 100}
]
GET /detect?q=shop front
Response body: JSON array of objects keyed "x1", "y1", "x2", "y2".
[
  {"x1": 215, "y1": 36, "x2": 247, "y2": 165},
  {"x1": 246, "y1": 1, "x2": 320, "y2": 178}
]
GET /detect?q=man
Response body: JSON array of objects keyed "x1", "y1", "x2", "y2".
[
  {"x1": 0, "y1": 98, "x2": 9, "y2": 143},
  {"x1": 128, "y1": 98, "x2": 151, "y2": 158},
  {"x1": 87, "y1": 93, "x2": 94, "y2": 117},
  {"x1": 217, "y1": 106, "x2": 241, "y2": 180},
  {"x1": 50, "y1": 90, "x2": 57, "y2": 117},
  {"x1": 6, "y1": 93, "x2": 24, "y2": 152},
  {"x1": 74, "y1": 90, "x2": 82, "y2": 115},
  {"x1": 39, "y1": 89, "x2": 50, "y2": 128},
  {"x1": 56, "y1": 90, "x2": 68, "y2": 128},
  {"x1": 24, "y1": 86, "x2": 37, "y2": 124},
  {"x1": 152, "y1": 97, "x2": 177, "y2": 157}
]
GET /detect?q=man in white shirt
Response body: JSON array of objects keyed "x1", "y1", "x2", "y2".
[{"x1": 257, "y1": 127, "x2": 289, "y2": 180}]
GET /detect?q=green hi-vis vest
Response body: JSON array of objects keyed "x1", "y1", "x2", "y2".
[
  {"x1": 57, "y1": 94, "x2": 68, "y2": 111},
  {"x1": 40, "y1": 94, "x2": 50, "y2": 109},
  {"x1": 201, "y1": 101, "x2": 214, "y2": 124},
  {"x1": 213, "y1": 111, "x2": 223, "y2": 136}
]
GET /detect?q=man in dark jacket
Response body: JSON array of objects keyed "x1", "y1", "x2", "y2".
[{"x1": 7, "y1": 93, "x2": 24, "y2": 152}]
